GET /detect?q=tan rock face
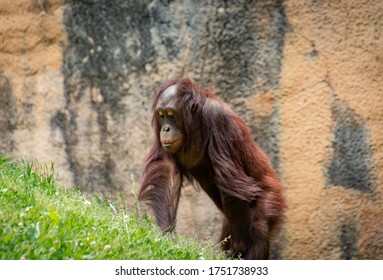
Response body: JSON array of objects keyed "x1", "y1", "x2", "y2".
[
  {"x1": 0, "y1": 0, "x2": 382, "y2": 259},
  {"x1": 279, "y1": 0, "x2": 383, "y2": 259},
  {"x1": 0, "y1": 0, "x2": 70, "y2": 181}
]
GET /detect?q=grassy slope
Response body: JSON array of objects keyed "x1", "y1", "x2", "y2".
[{"x1": 0, "y1": 156, "x2": 223, "y2": 260}]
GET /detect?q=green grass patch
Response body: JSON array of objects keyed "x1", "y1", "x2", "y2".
[{"x1": 0, "y1": 155, "x2": 223, "y2": 260}]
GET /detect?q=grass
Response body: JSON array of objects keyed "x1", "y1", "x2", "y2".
[{"x1": 0, "y1": 155, "x2": 223, "y2": 260}]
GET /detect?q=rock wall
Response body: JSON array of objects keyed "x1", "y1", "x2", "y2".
[
  {"x1": 0, "y1": 0, "x2": 382, "y2": 259},
  {"x1": 280, "y1": 0, "x2": 383, "y2": 259}
]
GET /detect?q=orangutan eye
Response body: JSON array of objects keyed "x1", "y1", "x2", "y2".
[{"x1": 157, "y1": 111, "x2": 165, "y2": 119}]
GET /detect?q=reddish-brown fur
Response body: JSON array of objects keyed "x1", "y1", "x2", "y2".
[{"x1": 139, "y1": 78, "x2": 286, "y2": 259}]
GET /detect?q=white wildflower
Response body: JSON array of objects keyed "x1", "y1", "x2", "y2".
[{"x1": 104, "y1": 244, "x2": 111, "y2": 252}]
